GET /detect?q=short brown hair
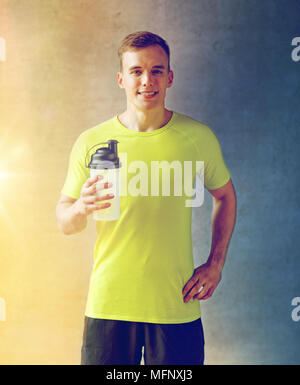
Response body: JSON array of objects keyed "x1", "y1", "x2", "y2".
[{"x1": 118, "y1": 31, "x2": 170, "y2": 73}]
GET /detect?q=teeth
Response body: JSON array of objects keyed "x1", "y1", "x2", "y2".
[{"x1": 140, "y1": 92, "x2": 157, "y2": 95}]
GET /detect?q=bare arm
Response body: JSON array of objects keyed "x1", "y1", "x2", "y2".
[
  {"x1": 56, "y1": 195, "x2": 88, "y2": 235},
  {"x1": 206, "y1": 178, "x2": 237, "y2": 271},
  {"x1": 182, "y1": 178, "x2": 237, "y2": 302},
  {"x1": 56, "y1": 175, "x2": 114, "y2": 235}
]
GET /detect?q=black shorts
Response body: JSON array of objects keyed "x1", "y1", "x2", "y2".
[{"x1": 81, "y1": 316, "x2": 205, "y2": 365}]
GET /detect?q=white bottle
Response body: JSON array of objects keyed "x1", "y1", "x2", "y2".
[{"x1": 87, "y1": 140, "x2": 121, "y2": 221}]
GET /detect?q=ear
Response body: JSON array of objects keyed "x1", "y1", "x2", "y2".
[
  {"x1": 166, "y1": 70, "x2": 174, "y2": 88},
  {"x1": 117, "y1": 72, "x2": 125, "y2": 89}
]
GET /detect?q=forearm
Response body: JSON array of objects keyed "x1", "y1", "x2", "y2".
[
  {"x1": 56, "y1": 199, "x2": 87, "y2": 235},
  {"x1": 206, "y1": 194, "x2": 237, "y2": 271}
]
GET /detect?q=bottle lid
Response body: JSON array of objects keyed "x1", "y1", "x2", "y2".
[{"x1": 87, "y1": 140, "x2": 121, "y2": 169}]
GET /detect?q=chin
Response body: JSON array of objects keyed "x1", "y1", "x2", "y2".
[
  {"x1": 137, "y1": 98, "x2": 163, "y2": 108},
  {"x1": 138, "y1": 104, "x2": 161, "y2": 111}
]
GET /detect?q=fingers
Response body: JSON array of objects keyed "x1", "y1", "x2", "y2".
[
  {"x1": 81, "y1": 193, "x2": 114, "y2": 215},
  {"x1": 182, "y1": 277, "x2": 199, "y2": 298},
  {"x1": 81, "y1": 193, "x2": 114, "y2": 205},
  {"x1": 81, "y1": 176, "x2": 100, "y2": 197},
  {"x1": 200, "y1": 288, "x2": 214, "y2": 300},
  {"x1": 84, "y1": 174, "x2": 103, "y2": 188},
  {"x1": 194, "y1": 287, "x2": 214, "y2": 301},
  {"x1": 85, "y1": 201, "x2": 112, "y2": 215},
  {"x1": 95, "y1": 181, "x2": 113, "y2": 193},
  {"x1": 183, "y1": 281, "x2": 200, "y2": 303},
  {"x1": 79, "y1": 175, "x2": 114, "y2": 215},
  {"x1": 182, "y1": 264, "x2": 222, "y2": 302},
  {"x1": 183, "y1": 282, "x2": 215, "y2": 302},
  {"x1": 82, "y1": 175, "x2": 112, "y2": 195}
]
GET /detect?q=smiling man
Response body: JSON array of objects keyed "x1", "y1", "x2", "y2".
[
  {"x1": 117, "y1": 43, "x2": 173, "y2": 132},
  {"x1": 56, "y1": 31, "x2": 237, "y2": 365}
]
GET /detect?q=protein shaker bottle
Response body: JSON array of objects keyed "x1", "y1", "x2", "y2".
[{"x1": 86, "y1": 140, "x2": 121, "y2": 221}]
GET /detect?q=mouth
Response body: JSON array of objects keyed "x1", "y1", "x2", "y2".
[{"x1": 137, "y1": 91, "x2": 159, "y2": 99}]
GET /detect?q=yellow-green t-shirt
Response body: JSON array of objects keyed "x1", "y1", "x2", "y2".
[{"x1": 61, "y1": 111, "x2": 230, "y2": 324}]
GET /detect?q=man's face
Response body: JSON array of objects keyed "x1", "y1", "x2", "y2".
[{"x1": 117, "y1": 45, "x2": 174, "y2": 111}]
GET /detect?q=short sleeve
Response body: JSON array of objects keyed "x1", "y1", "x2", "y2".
[
  {"x1": 200, "y1": 128, "x2": 231, "y2": 190},
  {"x1": 61, "y1": 133, "x2": 90, "y2": 199}
]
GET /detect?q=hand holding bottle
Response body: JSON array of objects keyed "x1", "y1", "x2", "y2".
[{"x1": 77, "y1": 174, "x2": 114, "y2": 216}]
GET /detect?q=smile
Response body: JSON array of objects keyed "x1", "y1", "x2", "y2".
[{"x1": 138, "y1": 91, "x2": 158, "y2": 98}]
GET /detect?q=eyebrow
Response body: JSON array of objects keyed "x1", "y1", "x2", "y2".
[{"x1": 128, "y1": 65, "x2": 165, "y2": 71}]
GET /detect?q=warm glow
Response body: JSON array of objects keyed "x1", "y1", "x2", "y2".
[{"x1": 0, "y1": 142, "x2": 29, "y2": 184}]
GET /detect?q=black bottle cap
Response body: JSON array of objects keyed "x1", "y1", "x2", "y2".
[{"x1": 87, "y1": 140, "x2": 121, "y2": 169}]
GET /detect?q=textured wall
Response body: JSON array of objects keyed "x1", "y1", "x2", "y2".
[{"x1": 0, "y1": 0, "x2": 299, "y2": 364}]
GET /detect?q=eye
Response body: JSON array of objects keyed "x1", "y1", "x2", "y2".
[
  {"x1": 152, "y1": 70, "x2": 162, "y2": 74},
  {"x1": 132, "y1": 70, "x2": 142, "y2": 75}
]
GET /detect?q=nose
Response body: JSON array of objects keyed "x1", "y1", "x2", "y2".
[{"x1": 141, "y1": 71, "x2": 154, "y2": 87}]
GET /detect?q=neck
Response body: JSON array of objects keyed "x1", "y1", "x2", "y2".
[{"x1": 118, "y1": 107, "x2": 172, "y2": 132}]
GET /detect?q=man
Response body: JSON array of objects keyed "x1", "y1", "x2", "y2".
[{"x1": 56, "y1": 31, "x2": 237, "y2": 365}]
